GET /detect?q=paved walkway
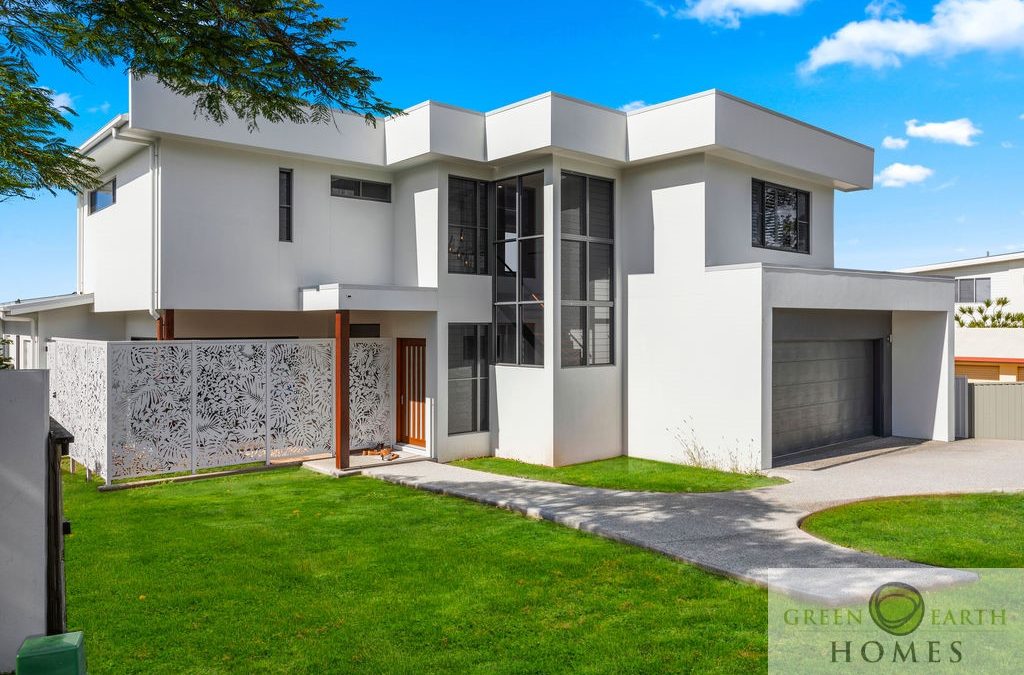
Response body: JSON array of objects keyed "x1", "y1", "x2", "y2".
[{"x1": 364, "y1": 438, "x2": 1024, "y2": 604}]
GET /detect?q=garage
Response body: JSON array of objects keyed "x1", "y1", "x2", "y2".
[{"x1": 772, "y1": 339, "x2": 877, "y2": 459}]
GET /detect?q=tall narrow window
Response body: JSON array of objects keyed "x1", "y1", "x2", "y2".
[
  {"x1": 751, "y1": 178, "x2": 809, "y2": 254},
  {"x1": 448, "y1": 323, "x2": 490, "y2": 434},
  {"x1": 279, "y1": 169, "x2": 293, "y2": 242},
  {"x1": 448, "y1": 177, "x2": 489, "y2": 274},
  {"x1": 88, "y1": 178, "x2": 116, "y2": 214},
  {"x1": 561, "y1": 172, "x2": 614, "y2": 367},
  {"x1": 493, "y1": 172, "x2": 545, "y2": 366}
]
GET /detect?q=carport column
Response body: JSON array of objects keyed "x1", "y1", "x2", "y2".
[{"x1": 335, "y1": 310, "x2": 351, "y2": 470}]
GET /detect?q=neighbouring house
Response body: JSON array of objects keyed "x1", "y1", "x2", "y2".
[
  {"x1": 900, "y1": 252, "x2": 1024, "y2": 382},
  {"x1": 0, "y1": 77, "x2": 955, "y2": 472}
]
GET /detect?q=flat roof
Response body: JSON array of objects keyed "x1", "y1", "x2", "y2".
[{"x1": 898, "y1": 250, "x2": 1024, "y2": 273}]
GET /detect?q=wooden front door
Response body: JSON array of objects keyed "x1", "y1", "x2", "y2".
[{"x1": 397, "y1": 338, "x2": 427, "y2": 447}]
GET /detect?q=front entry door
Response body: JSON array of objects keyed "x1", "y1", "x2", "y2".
[{"x1": 397, "y1": 338, "x2": 426, "y2": 447}]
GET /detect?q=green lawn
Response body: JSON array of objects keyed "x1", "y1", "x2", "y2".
[
  {"x1": 801, "y1": 493, "x2": 1024, "y2": 568},
  {"x1": 64, "y1": 465, "x2": 767, "y2": 673},
  {"x1": 451, "y1": 456, "x2": 785, "y2": 493}
]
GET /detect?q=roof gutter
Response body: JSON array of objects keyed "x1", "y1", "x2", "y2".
[{"x1": 111, "y1": 127, "x2": 162, "y2": 321}]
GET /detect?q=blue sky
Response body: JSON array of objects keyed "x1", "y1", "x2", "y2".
[{"x1": 2, "y1": 0, "x2": 1023, "y2": 300}]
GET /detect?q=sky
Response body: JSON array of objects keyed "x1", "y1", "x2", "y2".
[{"x1": 1, "y1": 0, "x2": 1023, "y2": 300}]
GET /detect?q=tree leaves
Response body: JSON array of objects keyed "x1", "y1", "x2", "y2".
[
  {"x1": 1, "y1": 0, "x2": 400, "y2": 200},
  {"x1": 955, "y1": 297, "x2": 1024, "y2": 328}
]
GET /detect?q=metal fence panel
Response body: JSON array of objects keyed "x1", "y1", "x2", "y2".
[{"x1": 970, "y1": 381, "x2": 1024, "y2": 440}]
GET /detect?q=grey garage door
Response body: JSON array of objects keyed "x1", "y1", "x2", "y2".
[{"x1": 772, "y1": 340, "x2": 875, "y2": 458}]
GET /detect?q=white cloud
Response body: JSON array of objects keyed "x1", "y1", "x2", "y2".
[
  {"x1": 905, "y1": 117, "x2": 981, "y2": 145},
  {"x1": 1019, "y1": 113, "x2": 1024, "y2": 120},
  {"x1": 1003, "y1": 140, "x2": 1016, "y2": 148},
  {"x1": 643, "y1": 0, "x2": 670, "y2": 18},
  {"x1": 801, "y1": 0, "x2": 1024, "y2": 74},
  {"x1": 87, "y1": 101, "x2": 111, "y2": 115},
  {"x1": 882, "y1": 135, "x2": 909, "y2": 149},
  {"x1": 645, "y1": 0, "x2": 809, "y2": 28},
  {"x1": 866, "y1": 0, "x2": 905, "y2": 18},
  {"x1": 619, "y1": 100, "x2": 648, "y2": 112},
  {"x1": 48, "y1": 91, "x2": 74, "y2": 111},
  {"x1": 875, "y1": 162, "x2": 934, "y2": 187}
]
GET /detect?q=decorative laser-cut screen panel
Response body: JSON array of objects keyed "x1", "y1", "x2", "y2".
[
  {"x1": 49, "y1": 339, "x2": 109, "y2": 479},
  {"x1": 350, "y1": 338, "x2": 393, "y2": 449}
]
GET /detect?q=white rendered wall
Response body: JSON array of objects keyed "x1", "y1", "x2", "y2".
[
  {"x1": 705, "y1": 155, "x2": 834, "y2": 269},
  {"x1": 892, "y1": 311, "x2": 955, "y2": 441},
  {"x1": 490, "y1": 159, "x2": 556, "y2": 466},
  {"x1": 0, "y1": 369, "x2": 48, "y2": 671},
  {"x1": 130, "y1": 76, "x2": 384, "y2": 166},
  {"x1": 82, "y1": 147, "x2": 153, "y2": 312},
  {"x1": 158, "y1": 139, "x2": 395, "y2": 311},
  {"x1": 623, "y1": 157, "x2": 765, "y2": 472},
  {"x1": 955, "y1": 326, "x2": 1024, "y2": 360},
  {"x1": 432, "y1": 163, "x2": 494, "y2": 463},
  {"x1": 392, "y1": 164, "x2": 439, "y2": 289},
  {"x1": 551, "y1": 157, "x2": 623, "y2": 466}
]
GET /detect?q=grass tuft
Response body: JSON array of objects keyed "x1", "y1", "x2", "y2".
[{"x1": 451, "y1": 456, "x2": 785, "y2": 493}]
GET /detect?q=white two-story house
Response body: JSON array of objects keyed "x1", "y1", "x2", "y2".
[
  {"x1": 902, "y1": 251, "x2": 1024, "y2": 381},
  {"x1": 0, "y1": 77, "x2": 955, "y2": 470}
]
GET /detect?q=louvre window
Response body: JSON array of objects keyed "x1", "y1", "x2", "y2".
[
  {"x1": 560, "y1": 172, "x2": 614, "y2": 367},
  {"x1": 751, "y1": 178, "x2": 810, "y2": 254},
  {"x1": 956, "y1": 277, "x2": 991, "y2": 303},
  {"x1": 330, "y1": 175, "x2": 391, "y2": 202},
  {"x1": 279, "y1": 169, "x2": 293, "y2": 242},
  {"x1": 448, "y1": 177, "x2": 489, "y2": 274},
  {"x1": 493, "y1": 171, "x2": 545, "y2": 366},
  {"x1": 89, "y1": 178, "x2": 116, "y2": 214},
  {"x1": 448, "y1": 324, "x2": 490, "y2": 434}
]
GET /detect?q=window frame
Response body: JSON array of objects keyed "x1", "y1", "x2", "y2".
[
  {"x1": 956, "y1": 277, "x2": 992, "y2": 303},
  {"x1": 330, "y1": 175, "x2": 392, "y2": 203},
  {"x1": 751, "y1": 178, "x2": 810, "y2": 255},
  {"x1": 560, "y1": 171, "x2": 615, "y2": 368},
  {"x1": 492, "y1": 171, "x2": 545, "y2": 367},
  {"x1": 88, "y1": 177, "x2": 116, "y2": 215},
  {"x1": 447, "y1": 323, "x2": 490, "y2": 435},
  {"x1": 279, "y1": 168, "x2": 293, "y2": 243},
  {"x1": 447, "y1": 176, "x2": 490, "y2": 275}
]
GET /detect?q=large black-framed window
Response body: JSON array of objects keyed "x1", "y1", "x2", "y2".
[
  {"x1": 493, "y1": 171, "x2": 544, "y2": 366},
  {"x1": 448, "y1": 323, "x2": 490, "y2": 434},
  {"x1": 88, "y1": 178, "x2": 116, "y2": 214},
  {"x1": 448, "y1": 177, "x2": 489, "y2": 274},
  {"x1": 751, "y1": 178, "x2": 809, "y2": 254},
  {"x1": 561, "y1": 172, "x2": 614, "y2": 367},
  {"x1": 956, "y1": 277, "x2": 991, "y2": 303},
  {"x1": 279, "y1": 169, "x2": 293, "y2": 242}
]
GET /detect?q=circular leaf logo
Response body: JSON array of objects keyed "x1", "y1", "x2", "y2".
[{"x1": 869, "y1": 582, "x2": 925, "y2": 636}]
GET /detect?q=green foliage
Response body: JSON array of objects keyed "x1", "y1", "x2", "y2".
[
  {"x1": 1, "y1": 0, "x2": 399, "y2": 201},
  {"x1": 802, "y1": 493, "x2": 1024, "y2": 567},
  {"x1": 63, "y1": 465, "x2": 768, "y2": 672},
  {"x1": 955, "y1": 297, "x2": 1024, "y2": 328},
  {"x1": 0, "y1": 336, "x2": 12, "y2": 369},
  {"x1": 453, "y1": 455, "x2": 786, "y2": 492}
]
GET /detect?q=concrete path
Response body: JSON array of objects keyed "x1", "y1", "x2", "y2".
[{"x1": 363, "y1": 438, "x2": 1024, "y2": 604}]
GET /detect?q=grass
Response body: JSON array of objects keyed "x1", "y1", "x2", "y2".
[
  {"x1": 801, "y1": 493, "x2": 1024, "y2": 568},
  {"x1": 451, "y1": 456, "x2": 785, "y2": 493},
  {"x1": 63, "y1": 464, "x2": 768, "y2": 673}
]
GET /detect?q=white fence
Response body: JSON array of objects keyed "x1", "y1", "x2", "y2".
[{"x1": 50, "y1": 337, "x2": 394, "y2": 483}]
